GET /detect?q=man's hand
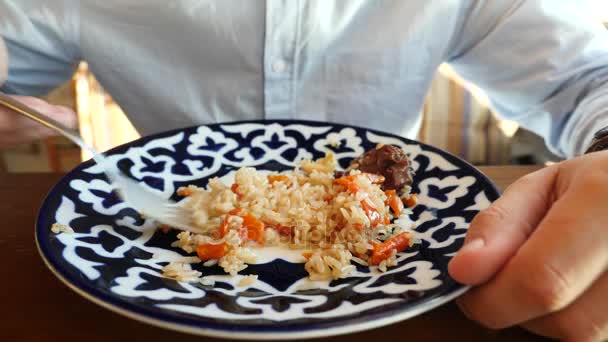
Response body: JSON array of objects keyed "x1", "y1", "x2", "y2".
[
  {"x1": 449, "y1": 151, "x2": 608, "y2": 341},
  {"x1": 0, "y1": 95, "x2": 77, "y2": 149}
]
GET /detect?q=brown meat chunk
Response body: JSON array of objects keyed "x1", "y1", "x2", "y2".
[{"x1": 348, "y1": 144, "x2": 413, "y2": 190}]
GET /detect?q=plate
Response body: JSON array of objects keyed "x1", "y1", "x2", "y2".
[{"x1": 36, "y1": 120, "x2": 499, "y2": 340}]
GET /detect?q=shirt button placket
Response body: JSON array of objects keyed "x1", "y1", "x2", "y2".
[
  {"x1": 263, "y1": 0, "x2": 297, "y2": 120},
  {"x1": 272, "y1": 59, "x2": 287, "y2": 73}
]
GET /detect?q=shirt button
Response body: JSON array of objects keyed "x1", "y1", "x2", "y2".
[{"x1": 272, "y1": 59, "x2": 287, "y2": 73}]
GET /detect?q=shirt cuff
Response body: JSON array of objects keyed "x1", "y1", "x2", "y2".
[
  {"x1": 0, "y1": 37, "x2": 7, "y2": 87},
  {"x1": 582, "y1": 119, "x2": 608, "y2": 154}
]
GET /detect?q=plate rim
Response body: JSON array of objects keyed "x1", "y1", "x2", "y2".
[
  {"x1": 35, "y1": 119, "x2": 499, "y2": 339},
  {"x1": 35, "y1": 241, "x2": 471, "y2": 340}
]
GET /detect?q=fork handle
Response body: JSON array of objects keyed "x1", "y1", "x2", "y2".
[
  {"x1": 0, "y1": 93, "x2": 131, "y2": 204},
  {"x1": 0, "y1": 92, "x2": 98, "y2": 154}
]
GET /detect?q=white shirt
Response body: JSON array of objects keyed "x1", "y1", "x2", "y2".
[{"x1": 1, "y1": 0, "x2": 607, "y2": 157}]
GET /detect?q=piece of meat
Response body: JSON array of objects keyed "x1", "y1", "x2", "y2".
[{"x1": 348, "y1": 144, "x2": 413, "y2": 190}]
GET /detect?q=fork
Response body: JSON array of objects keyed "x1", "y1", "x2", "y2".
[{"x1": 0, "y1": 93, "x2": 198, "y2": 233}]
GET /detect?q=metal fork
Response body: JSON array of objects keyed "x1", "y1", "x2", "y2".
[{"x1": 0, "y1": 93, "x2": 198, "y2": 233}]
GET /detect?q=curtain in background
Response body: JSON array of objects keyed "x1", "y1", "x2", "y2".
[{"x1": 419, "y1": 65, "x2": 514, "y2": 165}]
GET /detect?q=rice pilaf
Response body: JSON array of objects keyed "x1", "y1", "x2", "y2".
[{"x1": 164, "y1": 148, "x2": 418, "y2": 283}]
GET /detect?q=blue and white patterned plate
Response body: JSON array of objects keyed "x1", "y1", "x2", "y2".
[{"x1": 36, "y1": 120, "x2": 499, "y2": 340}]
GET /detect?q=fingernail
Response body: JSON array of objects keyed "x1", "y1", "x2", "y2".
[{"x1": 460, "y1": 238, "x2": 485, "y2": 254}]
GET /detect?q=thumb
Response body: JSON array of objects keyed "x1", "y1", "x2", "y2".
[
  {"x1": 0, "y1": 96, "x2": 78, "y2": 149},
  {"x1": 448, "y1": 165, "x2": 558, "y2": 285},
  {"x1": 14, "y1": 96, "x2": 78, "y2": 129}
]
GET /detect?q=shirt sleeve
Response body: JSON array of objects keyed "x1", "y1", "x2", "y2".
[
  {"x1": 0, "y1": 0, "x2": 80, "y2": 96},
  {"x1": 448, "y1": 0, "x2": 608, "y2": 158}
]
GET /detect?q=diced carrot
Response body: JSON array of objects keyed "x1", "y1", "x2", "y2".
[
  {"x1": 239, "y1": 213, "x2": 265, "y2": 245},
  {"x1": 264, "y1": 221, "x2": 293, "y2": 236},
  {"x1": 336, "y1": 172, "x2": 384, "y2": 184},
  {"x1": 333, "y1": 174, "x2": 355, "y2": 184},
  {"x1": 370, "y1": 232, "x2": 412, "y2": 265},
  {"x1": 366, "y1": 173, "x2": 385, "y2": 185},
  {"x1": 229, "y1": 208, "x2": 242, "y2": 215},
  {"x1": 360, "y1": 200, "x2": 382, "y2": 227},
  {"x1": 218, "y1": 215, "x2": 230, "y2": 238},
  {"x1": 385, "y1": 189, "x2": 404, "y2": 216},
  {"x1": 275, "y1": 224, "x2": 293, "y2": 236},
  {"x1": 383, "y1": 216, "x2": 390, "y2": 225},
  {"x1": 231, "y1": 183, "x2": 243, "y2": 199},
  {"x1": 197, "y1": 242, "x2": 228, "y2": 261},
  {"x1": 158, "y1": 224, "x2": 172, "y2": 233},
  {"x1": 268, "y1": 174, "x2": 289, "y2": 185},
  {"x1": 333, "y1": 175, "x2": 360, "y2": 193},
  {"x1": 334, "y1": 173, "x2": 385, "y2": 193},
  {"x1": 403, "y1": 194, "x2": 418, "y2": 208},
  {"x1": 302, "y1": 252, "x2": 313, "y2": 259},
  {"x1": 176, "y1": 187, "x2": 194, "y2": 197}
]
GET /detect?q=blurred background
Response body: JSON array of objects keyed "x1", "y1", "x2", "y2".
[{"x1": 1, "y1": 12, "x2": 606, "y2": 173}]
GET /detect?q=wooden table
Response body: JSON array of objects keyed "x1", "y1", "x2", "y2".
[{"x1": 1, "y1": 166, "x2": 548, "y2": 341}]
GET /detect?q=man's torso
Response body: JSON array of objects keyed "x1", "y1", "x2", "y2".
[{"x1": 79, "y1": 0, "x2": 468, "y2": 136}]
